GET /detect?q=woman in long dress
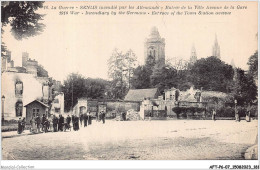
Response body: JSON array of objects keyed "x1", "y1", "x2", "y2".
[
  {"x1": 87, "y1": 112, "x2": 91, "y2": 125},
  {"x1": 30, "y1": 117, "x2": 37, "y2": 133},
  {"x1": 17, "y1": 117, "x2": 23, "y2": 134}
]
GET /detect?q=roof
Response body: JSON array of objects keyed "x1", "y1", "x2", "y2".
[
  {"x1": 124, "y1": 88, "x2": 159, "y2": 102},
  {"x1": 24, "y1": 100, "x2": 49, "y2": 108},
  {"x1": 201, "y1": 91, "x2": 228, "y2": 98}
]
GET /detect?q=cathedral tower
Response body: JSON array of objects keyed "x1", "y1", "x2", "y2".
[
  {"x1": 212, "y1": 34, "x2": 221, "y2": 59},
  {"x1": 144, "y1": 27, "x2": 165, "y2": 66}
]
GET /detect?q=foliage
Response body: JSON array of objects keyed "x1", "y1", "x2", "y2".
[
  {"x1": 131, "y1": 65, "x2": 152, "y2": 89},
  {"x1": 62, "y1": 73, "x2": 110, "y2": 111},
  {"x1": 231, "y1": 68, "x2": 257, "y2": 105},
  {"x1": 247, "y1": 51, "x2": 258, "y2": 81},
  {"x1": 107, "y1": 49, "x2": 137, "y2": 99},
  {"x1": 150, "y1": 63, "x2": 178, "y2": 93},
  {"x1": 172, "y1": 107, "x2": 205, "y2": 118},
  {"x1": 1, "y1": 1, "x2": 45, "y2": 40},
  {"x1": 189, "y1": 56, "x2": 234, "y2": 92}
]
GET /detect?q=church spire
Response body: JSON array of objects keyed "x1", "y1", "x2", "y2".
[
  {"x1": 190, "y1": 44, "x2": 197, "y2": 65},
  {"x1": 212, "y1": 34, "x2": 221, "y2": 59}
]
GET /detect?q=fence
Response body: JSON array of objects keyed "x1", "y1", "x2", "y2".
[{"x1": 142, "y1": 101, "x2": 258, "y2": 119}]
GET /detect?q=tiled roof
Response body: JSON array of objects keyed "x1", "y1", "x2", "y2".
[
  {"x1": 24, "y1": 100, "x2": 49, "y2": 108},
  {"x1": 124, "y1": 88, "x2": 158, "y2": 102}
]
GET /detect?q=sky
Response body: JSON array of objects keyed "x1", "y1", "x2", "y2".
[{"x1": 2, "y1": 1, "x2": 258, "y2": 82}]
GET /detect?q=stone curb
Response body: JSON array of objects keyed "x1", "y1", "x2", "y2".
[{"x1": 244, "y1": 144, "x2": 258, "y2": 160}]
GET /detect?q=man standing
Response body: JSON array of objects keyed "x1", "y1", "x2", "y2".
[
  {"x1": 72, "y1": 115, "x2": 75, "y2": 130},
  {"x1": 101, "y1": 111, "x2": 106, "y2": 124},
  {"x1": 235, "y1": 108, "x2": 240, "y2": 122},
  {"x1": 41, "y1": 114, "x2": 47, "y2": 132},
  {"x1": 83, "y1": 113, "x2": 88, "y2": 127},
  {"x1": 53, "y1": 115, "x2": 58, "y2": 132},
  {"x1": 75, "y1": 115, "x2": 79, "y2": 131},
  {"x1": 17, "y1": 117, "x2": 23, "y2": 134},
  {"x1": 212, "y1": 109, "x2": 216, "y2": 121},
  {"x1": 21, "y1": 117, "x2": 26, "y2": 132},
  {"x1": 58, "y1": 114, "x2": 64, "y2": 131},
  {"x1": 87, "y1": 111, "x2": 92, "y2": 125},
  {"x1": 67, "y1": 115, "x2": 72, "y2": 126},
  {"x1": 80, "y1": 114, "x2": 83, "y2": 127},
  {"x1": 35, "y1": 114, "x2": 41, "y2": 133}
]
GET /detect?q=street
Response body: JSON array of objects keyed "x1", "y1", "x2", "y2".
[{"x1": 2, "y1": 120, "x2": 258, "y2": 160}]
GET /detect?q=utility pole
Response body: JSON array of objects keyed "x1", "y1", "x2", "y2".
[{"x1": 71, "y1": 81, "x2": 74, "y2": 113}]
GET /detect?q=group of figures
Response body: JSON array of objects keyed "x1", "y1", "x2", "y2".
[
  {"x1": 17, "y1": 111, "x2": 107, "y2": 134},
  {"x1": 211, "y1": 108, "x2": 251, "y2": 122}
]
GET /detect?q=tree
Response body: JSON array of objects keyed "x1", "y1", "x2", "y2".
[
  {"x1": 247, "y1": 51, "x2": 258, "y2": 81},
  {"x1": 189, "y1": 56, "x2": 234, "y2": 92},
  {"x1": 231, "y1": 68, "x2": 257, "y2": 105},
  {"x1": 166, "y1": 58, "x2": 189, "y2": 71},
  {"x1": 150, "y1": 63, "x2": 178, "y2": 94},
  {"x1": 124, "y1": 49, "x2": 137, "y2": 89},
  {"x1": 166, "y1": 58, "x2": 191, "y2": 90},
  {"x1": 1, "y1": 1, "x2": 45, "y2": 57},
  {"x1": 62, "y1": 73, "x2": 110, "y2": 111},
  {"x1": 131, "y1": 65, "x2": 152, "y2": 89},
  {"x1": 107, "y1": 49, "x2": 137, "y2": 99},
  {"x1": 107, "y1": 49, "x2": 126, "y2": 99},
  {"x1": 1, "y1": 1, "x2": 45, "y2": 40}
]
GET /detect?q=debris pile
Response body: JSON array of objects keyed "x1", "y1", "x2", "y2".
[
  {"x1": 113, "y1": 115, "x2": 122, "y2": 121},
  {"x1": 126, "y1": 109, "x2": 141, "y2": 121},
  {"x1": 113, "y1": 109, "x2": 141, "y2": 121}
]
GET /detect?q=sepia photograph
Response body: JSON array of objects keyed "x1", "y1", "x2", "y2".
[{"x1": 0, "y1": 0, "x2": 259, "y2": 169}]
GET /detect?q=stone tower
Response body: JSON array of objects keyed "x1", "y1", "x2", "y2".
[
  {"x1": 190, "y1": 44, "x2": 197, "y2": 65},
  {"x1": 212, "y1": 34, "x2": 220, "y2": 59},
  {"x1": 144, "y1": 27, "x2": 165, "y2": 65}
]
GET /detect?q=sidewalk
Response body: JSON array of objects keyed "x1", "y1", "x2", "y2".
[{"x1": 2, "y1": 130, "x2": 34, "y2": 138}]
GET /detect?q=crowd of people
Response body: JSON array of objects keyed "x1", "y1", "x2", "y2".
[{"x1": 17, "y1": 111, "x2": 107, "y2": 134}]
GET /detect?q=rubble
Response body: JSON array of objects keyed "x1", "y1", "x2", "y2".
[
  {"x1": 126, "y1": 109, "x2": 141, "y2": 121},
  {"x1": 113, "y1": 109, "x2": 142, "y2": 121}
]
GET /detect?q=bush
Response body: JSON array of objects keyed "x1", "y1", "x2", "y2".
[
  {"x1": 250, "y1": 105, "x2": 258, "y2": 117},
  {"x1": 216, "y1": 107, "x2": 235, "y2": 117},
  {"x1": 172, "y1": 107, "x2": 205, "y2": 118}
]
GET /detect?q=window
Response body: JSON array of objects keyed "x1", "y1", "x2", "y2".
[
  {"x1": 54, "y1": 99, "x2": 59, "y2": 103},
  {"x1": 55, "y1": 108, "x2": 60, "y2": 113},
  {"x1": 15, "y1": 81, "x2": 23, "y2": 96},
  {"x1": 16, "y1": 101, "x2": 23, "y2": 117},
  {"x1": 32, "y1": 108, "x2": 40, "y2": 117},
  {"x1": 42, "y1": 85, "x2": 49, "y2": 100}
]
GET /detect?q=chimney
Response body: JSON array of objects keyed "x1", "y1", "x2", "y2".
[{"x1": 22, "y1": 52, "x2": 29, "y2": 68}]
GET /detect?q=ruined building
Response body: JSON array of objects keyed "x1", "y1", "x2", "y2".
[{"x1": 1, "y1": 52, "x2": 63, "y2": 121}]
